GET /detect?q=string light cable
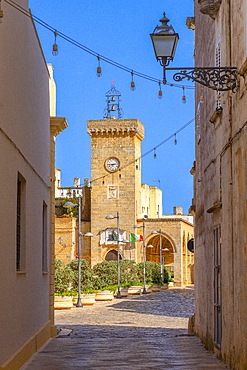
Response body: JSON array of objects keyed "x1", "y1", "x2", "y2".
[
  {"x1": 3, "y1": 0, "x2": 195, "y2": 91},
  {"x1": 90, "y1": 116, "x2": 195, "y2": 185}
]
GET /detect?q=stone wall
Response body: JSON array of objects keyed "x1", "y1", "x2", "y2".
[{"x1": 194, "y1": 0, "x2": 247, "y2": 367}]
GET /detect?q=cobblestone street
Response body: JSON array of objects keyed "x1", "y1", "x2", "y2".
[{"x1": 22, "y1": 288, "x2": 228, "y2": 369}]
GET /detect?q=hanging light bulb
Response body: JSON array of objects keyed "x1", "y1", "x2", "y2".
[
  {"x1": 96, "y1": 55, "x2": 102, "y2": 77},
  {"x1": 0, "y1": 0, "x2": 4, "y2": 23},
  {"x1": 158, "y1": 81, "x2": 163, "y2": 99},
  {"x1": 154, "y1": 148, "x2": 157, "y2": 159},
  {"x1": 102, "y1": 178, "x2": 105, "y2": 185},
  {"x1": 182, "y1": 86, "x2": 186, "y2": 104},
  {"x1": 174, "y1": 134, "x2": 177, "y2": 145},
  {"x1": 52, "y1": 31, "x2": 58, "y2": 56},
  {"x1": 130, "y1": 71, "x2": 135, "y2": 91}
]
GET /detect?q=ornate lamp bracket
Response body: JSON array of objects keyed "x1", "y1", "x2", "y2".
[{"x1": 166, "y1": 67, "x2": 239, "y2": 92}]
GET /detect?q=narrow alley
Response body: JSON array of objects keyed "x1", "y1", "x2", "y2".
[{"x1": 22, "y1": 288, "x2": 228, "y2": 369}]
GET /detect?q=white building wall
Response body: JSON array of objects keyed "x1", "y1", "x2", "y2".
[{"x1": 0, "y1": 1, "x2": 51, "y2": 367}]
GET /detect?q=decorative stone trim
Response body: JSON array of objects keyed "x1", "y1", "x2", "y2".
[
  {"x1": 207, "y1": 201, "x2": 222, "y2": 214},
  {"x1": 198, "y1": 0, "x2": 222, "y2": 19},
  {"x1": 50, "y1": 116, "x2": 68, "y2": 137},
  {"x1": 87, "y1": 119, "x2": 144, "y2": 140}
]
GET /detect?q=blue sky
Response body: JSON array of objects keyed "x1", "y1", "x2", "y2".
[{"x1": 29, "y1": 0, "x2": 195, "y2": 214}]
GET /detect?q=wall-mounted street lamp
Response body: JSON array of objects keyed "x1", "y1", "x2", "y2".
[
  {"x1": 105, "y1": 212, "x2": 128, "y2": 298},
  {"x1": 150, "y1": 12, "x2": 238, "y2": 91},
  {"x1": 134, "y1": 222, "x2": 147, "y2": 294},
  {"x1": 64, "y1": 199, "x2": 93, "y2": 307}
]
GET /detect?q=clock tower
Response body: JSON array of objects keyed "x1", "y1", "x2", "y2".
[{"x1": 87, "y1": 86, "x2": 144, "y2": 266}]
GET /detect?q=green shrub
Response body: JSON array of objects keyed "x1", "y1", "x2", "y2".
[
  {"x1": 92, "y1": 260, "x2": 118, "y2": 289},
  {"x1": 119, "y1": 260, "x2": 139, "y2": 286},
  {"x1": 163, "y1": 268, "x2": 170, "y2": 284},
  {"x1": 54, "y1": 259, "x2": 73, "y2": 294},
  {"x1": 92, "y1": 260, "x2": 139, "y2": 289},
  {"x1": 66, "y1": 259, "x2": 94, "y2": 291},
  {"x1": 137, "y1": 261, "x2": 163, "y2": 285}
]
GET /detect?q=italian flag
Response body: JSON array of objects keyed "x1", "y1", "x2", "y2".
[{"x1": 130, "y1": 233, "x2": 144, "y2": 242}]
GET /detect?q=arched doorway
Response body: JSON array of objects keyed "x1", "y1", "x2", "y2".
[
  {"x1": 105, "y1": 250, "x2": 122, "y2": 261},
  {"x1": 146, "y1": 234, "x2": 174, "y2": 275}
]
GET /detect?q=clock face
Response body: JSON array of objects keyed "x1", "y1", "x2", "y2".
[{"x1": 105, "y1": 157, "x2": 120, "y2": 172}]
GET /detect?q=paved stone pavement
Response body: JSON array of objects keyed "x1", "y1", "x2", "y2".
[{"x1": 22, "y1": 287, "x2": 229, "y2": 369}]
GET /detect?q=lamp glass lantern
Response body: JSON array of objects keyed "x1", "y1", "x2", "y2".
[{"x1": 150, "y1": 13, "x2": 179, "y2": 67}]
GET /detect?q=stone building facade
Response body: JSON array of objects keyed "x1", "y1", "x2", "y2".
[{"x1": 193, "y1": 1, "x2": 247, "y2": 368}]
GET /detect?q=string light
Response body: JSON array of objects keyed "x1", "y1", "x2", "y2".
[
  {"x1": 130, "y1": 71, "x2": 135, "y2": 91},
  {"x1": 97, "y1": 55, "x2": 102, "y2": 77},
  {"x1": 0, "y1": 0, "x2": 4, "y2": 23},
  {"x1": 154, "y1": 148, "x2": 157, "y2": 159},
  {"x1": 182, "y1": 86, "x2": 186, "y2": 104},
  {"x1": 174, "y1": 134, "x2": 177, "y2": 145},
  {"x1": 52, "y1": 31, "x2": 58, "y2": 56},
  {"x1": 4, "y1": 0, "x2": 195, "y2": 93},
  {"x1": 158, "y1": 81, "x2": 163, "y2": 99}
]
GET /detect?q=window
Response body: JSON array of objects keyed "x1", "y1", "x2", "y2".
[
  {"x1": 214, "y1": 225, "x2": 222, "y2": 347},
  {"x1": 16, "y1": 173, "x2": 26, "y2": 271},
  {"x1": 42, "y1": 202, "x2": 48, "y2": 273}
]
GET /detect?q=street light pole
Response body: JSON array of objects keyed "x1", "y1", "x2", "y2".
[
  {"x1": 143, "y1": 222, "x2": 147, "y2": 294},
  {"x1": 105, "y1": 212, "x2": 123, "y2": 299},
  {"x1": 63, "y1": 199, "x2": 93, "y2": 308},
  {"x1": 159, "y1": 229, "x2": 164, "y2": 283},
  {"x1": 77, "y1": 196, "x2": 82, "y2": 307},
  {"x1": 151, "y1": 229, "x2": 164, "y2": 283},
  {"x1": 134, "y1": 221, "x2": 147, "y2": 294},
  {"x1": 116, "y1": 211, "x2": 121, "y2": 298}
]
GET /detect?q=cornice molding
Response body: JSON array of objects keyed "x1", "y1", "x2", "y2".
[
  {"x1": 87, "y1": 119, "x2": 144, "y2": 141},
  {"x1": 50, "y1": 116, "x2": 68, "y2": 137}
]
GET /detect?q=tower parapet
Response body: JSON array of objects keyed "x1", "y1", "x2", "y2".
[{"x1": 87, "y1": 118, "x2": 144, "y2": 141}]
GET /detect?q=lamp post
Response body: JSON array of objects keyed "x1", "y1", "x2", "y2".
[
  {"x1": 134, "y1": 221, "x2": 147, "y2": 294},
  {"x1": 63, "y1": 199, "x2": 93, "y2": 307},
  {"x1": 151, "y1": 229, "x2": 164, "y2": 282},
  {"x1": 150, "y1": 12, "x2": 238, "y2": 91},
  {"x1": 105, "y1": 212, "x2": 122, "y2": 298}
]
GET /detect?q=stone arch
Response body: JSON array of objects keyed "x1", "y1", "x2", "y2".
[
  {"x1": 145, "y1": 232, "x2": 176, "y2": 267},
  {"x1": 104, "y1": 249, "x2": 122, "y2": 261}
]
